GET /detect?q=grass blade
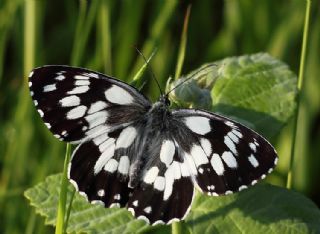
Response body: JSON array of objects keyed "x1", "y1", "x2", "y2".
[{"x1": 286, "y1": 0, "x2": 311, "y2": 189}]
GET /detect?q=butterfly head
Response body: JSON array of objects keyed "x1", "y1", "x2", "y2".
[{"x1": 159, "y1": 94, "x2": 171, "y2": 107}]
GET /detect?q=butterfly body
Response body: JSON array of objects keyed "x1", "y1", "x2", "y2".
[{"x1": 29, "y1": 65, "x2": 278, "y2": 225}]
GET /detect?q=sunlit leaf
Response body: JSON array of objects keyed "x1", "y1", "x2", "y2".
[
  {"x1": 25, "y1": 174, "x2": 320, "y2": 234},
  {"x1": 169, "y1": 53, "x2": 297, "y2": 139}
]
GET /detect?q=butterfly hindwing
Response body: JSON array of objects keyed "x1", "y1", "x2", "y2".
[
  {"x1": 69, "y1": 118, "x2": 195, "y2": 224},
  {"x1": 172, "y1": 109, "x2": 278, "y2": 195},
  {"x1": 29, "y1": 65, "x2": 151, "y2": 143},
  {"x1": 127, "y1": 137, "x2": 195, "y2": 224},
  {"x1": 68, "y1": 125, "x2": 138, "y2": 208}
]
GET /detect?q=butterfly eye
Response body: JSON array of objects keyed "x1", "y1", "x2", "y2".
[{"x1": 165, "y1": 98, "x2": 171, "y2": 106}]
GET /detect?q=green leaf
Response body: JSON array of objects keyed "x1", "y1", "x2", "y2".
[
  {"x1": 168, "y1": 53, "x2": 297, "y2": 138},
  {"x1": 25, "y1": 174, "x2": 320, "y2": 234},
  {"x1": 24, "y1": 174, "x2": 169, "y2": 234},
  {"x1": 186, "y1": 184, "x2": 320, "y2": 234}
]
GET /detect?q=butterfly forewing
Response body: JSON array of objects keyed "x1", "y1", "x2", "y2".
[{"x1": 29, "y1": 65, "x2": 151, "y2": 143}]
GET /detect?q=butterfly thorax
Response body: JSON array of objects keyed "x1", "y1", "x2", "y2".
[{"x1": 127, "y1": 96, "x2": 173, "y2": 187}]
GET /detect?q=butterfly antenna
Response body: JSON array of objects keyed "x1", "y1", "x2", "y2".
[
  {"x1": 134, "y1": 47, "x2": 163, "y2": 95},
  {"x1": 166, "y1": 63, "x2": 218, "y2": 95}
]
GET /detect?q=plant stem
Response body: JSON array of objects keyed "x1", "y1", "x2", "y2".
[
  {"x1": 99, "y1": 0, "x2": 112, "y2": 74},
  {"x1": 286, "y1": 0, "x2": 311, "y2": 189},
  {"x1": 55, "y1": 144, "x2": 72, "y2": 234},
  {"x1": 172, "y1": 221, "x2": 183, "y2": 234},
  {"x1": 63, "y1": 190, "x2": 76, "y2": 234},
  {"x1": 174, "y1": 5, "x2": 191, "y2": 80},
  {"x1": 172, "y1": 6, "x2": 192, "y2": 234}
]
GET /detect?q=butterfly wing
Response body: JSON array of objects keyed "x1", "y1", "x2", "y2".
[
  {"x1": 29, "y1": 65, "x2": 151, "y2": 143},
  {"x1": 172, "y1": 108, "x2": 278, "y2": 195},
  {"x1": 68, "y1": 117, "x2": 194, "y2": 225},
  {"x1": 68, "y1": 125, "x2": 136, "y2": 208}
]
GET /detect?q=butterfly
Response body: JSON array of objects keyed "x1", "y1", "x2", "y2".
[{"x1": 28, "y1": 65, "x2": 278, "y2": 225}]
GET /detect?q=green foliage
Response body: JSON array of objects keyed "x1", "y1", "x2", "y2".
[
  {"x1": 25, "y1": 174, "x2": 320, "y2": 234},
  {"x1": 169, "y1": 53, "x2": 297, "y2": 139},
  {"x1": 187, "y1": 183, "x2": 320, "y2": 234},
  {"x1": 24, "y1": 53, "x2": 318, "y2": 233}
]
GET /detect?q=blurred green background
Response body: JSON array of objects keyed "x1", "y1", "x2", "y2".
[{"x1": 0, "y1": 0, "x2": 319, "y2": 233}]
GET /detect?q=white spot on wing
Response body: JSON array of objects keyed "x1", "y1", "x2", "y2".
[
  {"x1": 98, "y1": 138, "x2": 114, "y2": 153},
  {"x1": 190, "y1": 144, "x2": 209, "y2": 167},
  {"x1": 86, "y1": 124, "x2": 110, "y2": 139},
  {"x1": 160, "y1": 140, "x2": 175, "y2": 167},
  {"x1": 28, "y1": 81, "x2": 32, "y2": 87},
  {"x1": 227, "y1": 131, "x2": 239, "y2": 143},
  {"x1": 66, "y1": 105, "x2": 87, "y2": 119},
  {"x1": 93, "y1": 132, "x2": 109, "y2": 146},
  {"x1": 185, "y1": 116, "x2": 211, "y2": 135},
  {"x1": 69, "y1": 179, "x2": 79, "y2": 191},
  {"x1": 232, "y1": 129, "x2": 243, "y2": 138},
  {"x1": 85, "y1": 111, "x2": 108, "y2": 129},
  {"x1": 184, "y1": 153, "x2": 198, "y2": 175},
  {"x1": 222, "y1": 151, "x2": 238, "y2": 168},
  {"x1": 143, "y1": 167, "x2": 159, "y2": 184},
  {"x1": 55, "y1": 75, "x2": 65, "y2": 81},
  {"x1": 180, "y1": 161, "x2": 191, "y2": 177},
  {"x1": 249, "y1": 142, "x2": 257, "y2": 152},
  {"x1": 75, "y1": 80, "x2": 90, "y2": 86},
  {"x1": 200, "y1": 138, "x2": 212, "y2": 156},
  {"x1": 248, "y1": 154, "x2": 259, "y2": 167},
  {"x1": 239, "y1": 185, "x2": 248, "y2": 191},
  {"x1": 225, "y1": 121, "x2": 234, "y2": 127},
  {"x1": 94, "y1": 143, "x2": 116, "y2": 174},
  {"x1": 88, "y1": 101, "x2": 108, "y2": 114},
  {"x1": 88, "y1": 72, "x2": 99, "y2": 78},
  {"x1": 118, "y1": 156, "x2": 130, "y2": 175},
  {"x1": 105, "y1": 85, "x2": 134, "y2": 105},
  {"x1": 104, "y1": 158, "x2": 118, "y2": 173},
  {"x1": 225, "y1": 190, "x2": 233, "y2": 195},
  {"x1": 164, "y1": 164, "x2": 174, "y2": 200},
  {"x1": 154, "y1": 176, "x2": 165, "y2": 191},
  {"x1": 172, "y1": 161, "x2": 181, "y2": 179},
  {"x1": 210, "y1": 153, "x2": 225, "y2": 175},
  {"x1": 224, "y1": 135, "x2": 238, "y2": 155},
  {"x1": 59, "y1": 95, "x2": 80, "y2": 107},
  {"x1": 29, "y1": 71, "x2": 34, "y2": 78},
  {"x1": 67, "y1": 86, "x2": 89, "y2": 94},
  {"x1": 38, "y1": 109, "x2": 44, "y2": 117},
  {"x1": 144, "y1": 206, "x2": 152, "y2": 214},
  {"x1": 74, "y1": 75, "x2": 89, "y2": 80},
  {"x1": 115, "y1": 127, "x2": 137, "y2": 149},
  {"x1": 132, "y1": 200, "x2": 138, "y2": 207},
  {"x1": 43, "y1": 84, "x2": 56, "y2": 92},
  {"x1": 97, "y1": 189, "x2": 105, "y2": 197}
]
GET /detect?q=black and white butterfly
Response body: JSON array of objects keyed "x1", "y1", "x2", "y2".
[{"x1": 28, "y1": 65, "x2": 278, "y2": 225}]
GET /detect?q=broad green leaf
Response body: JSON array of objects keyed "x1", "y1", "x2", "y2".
[
  {"x1": 168, "y1": 53, "x2": 297, "y2": 139},
  {"x1": 25, "y1": 174, "x2": 320, "y2": 234},
  {"x1": 24, "y1": 174, "x2": 169, "y2": 234},
  {"x1": 186, "y1": 184, "x2": 320, "y2": 234}
]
